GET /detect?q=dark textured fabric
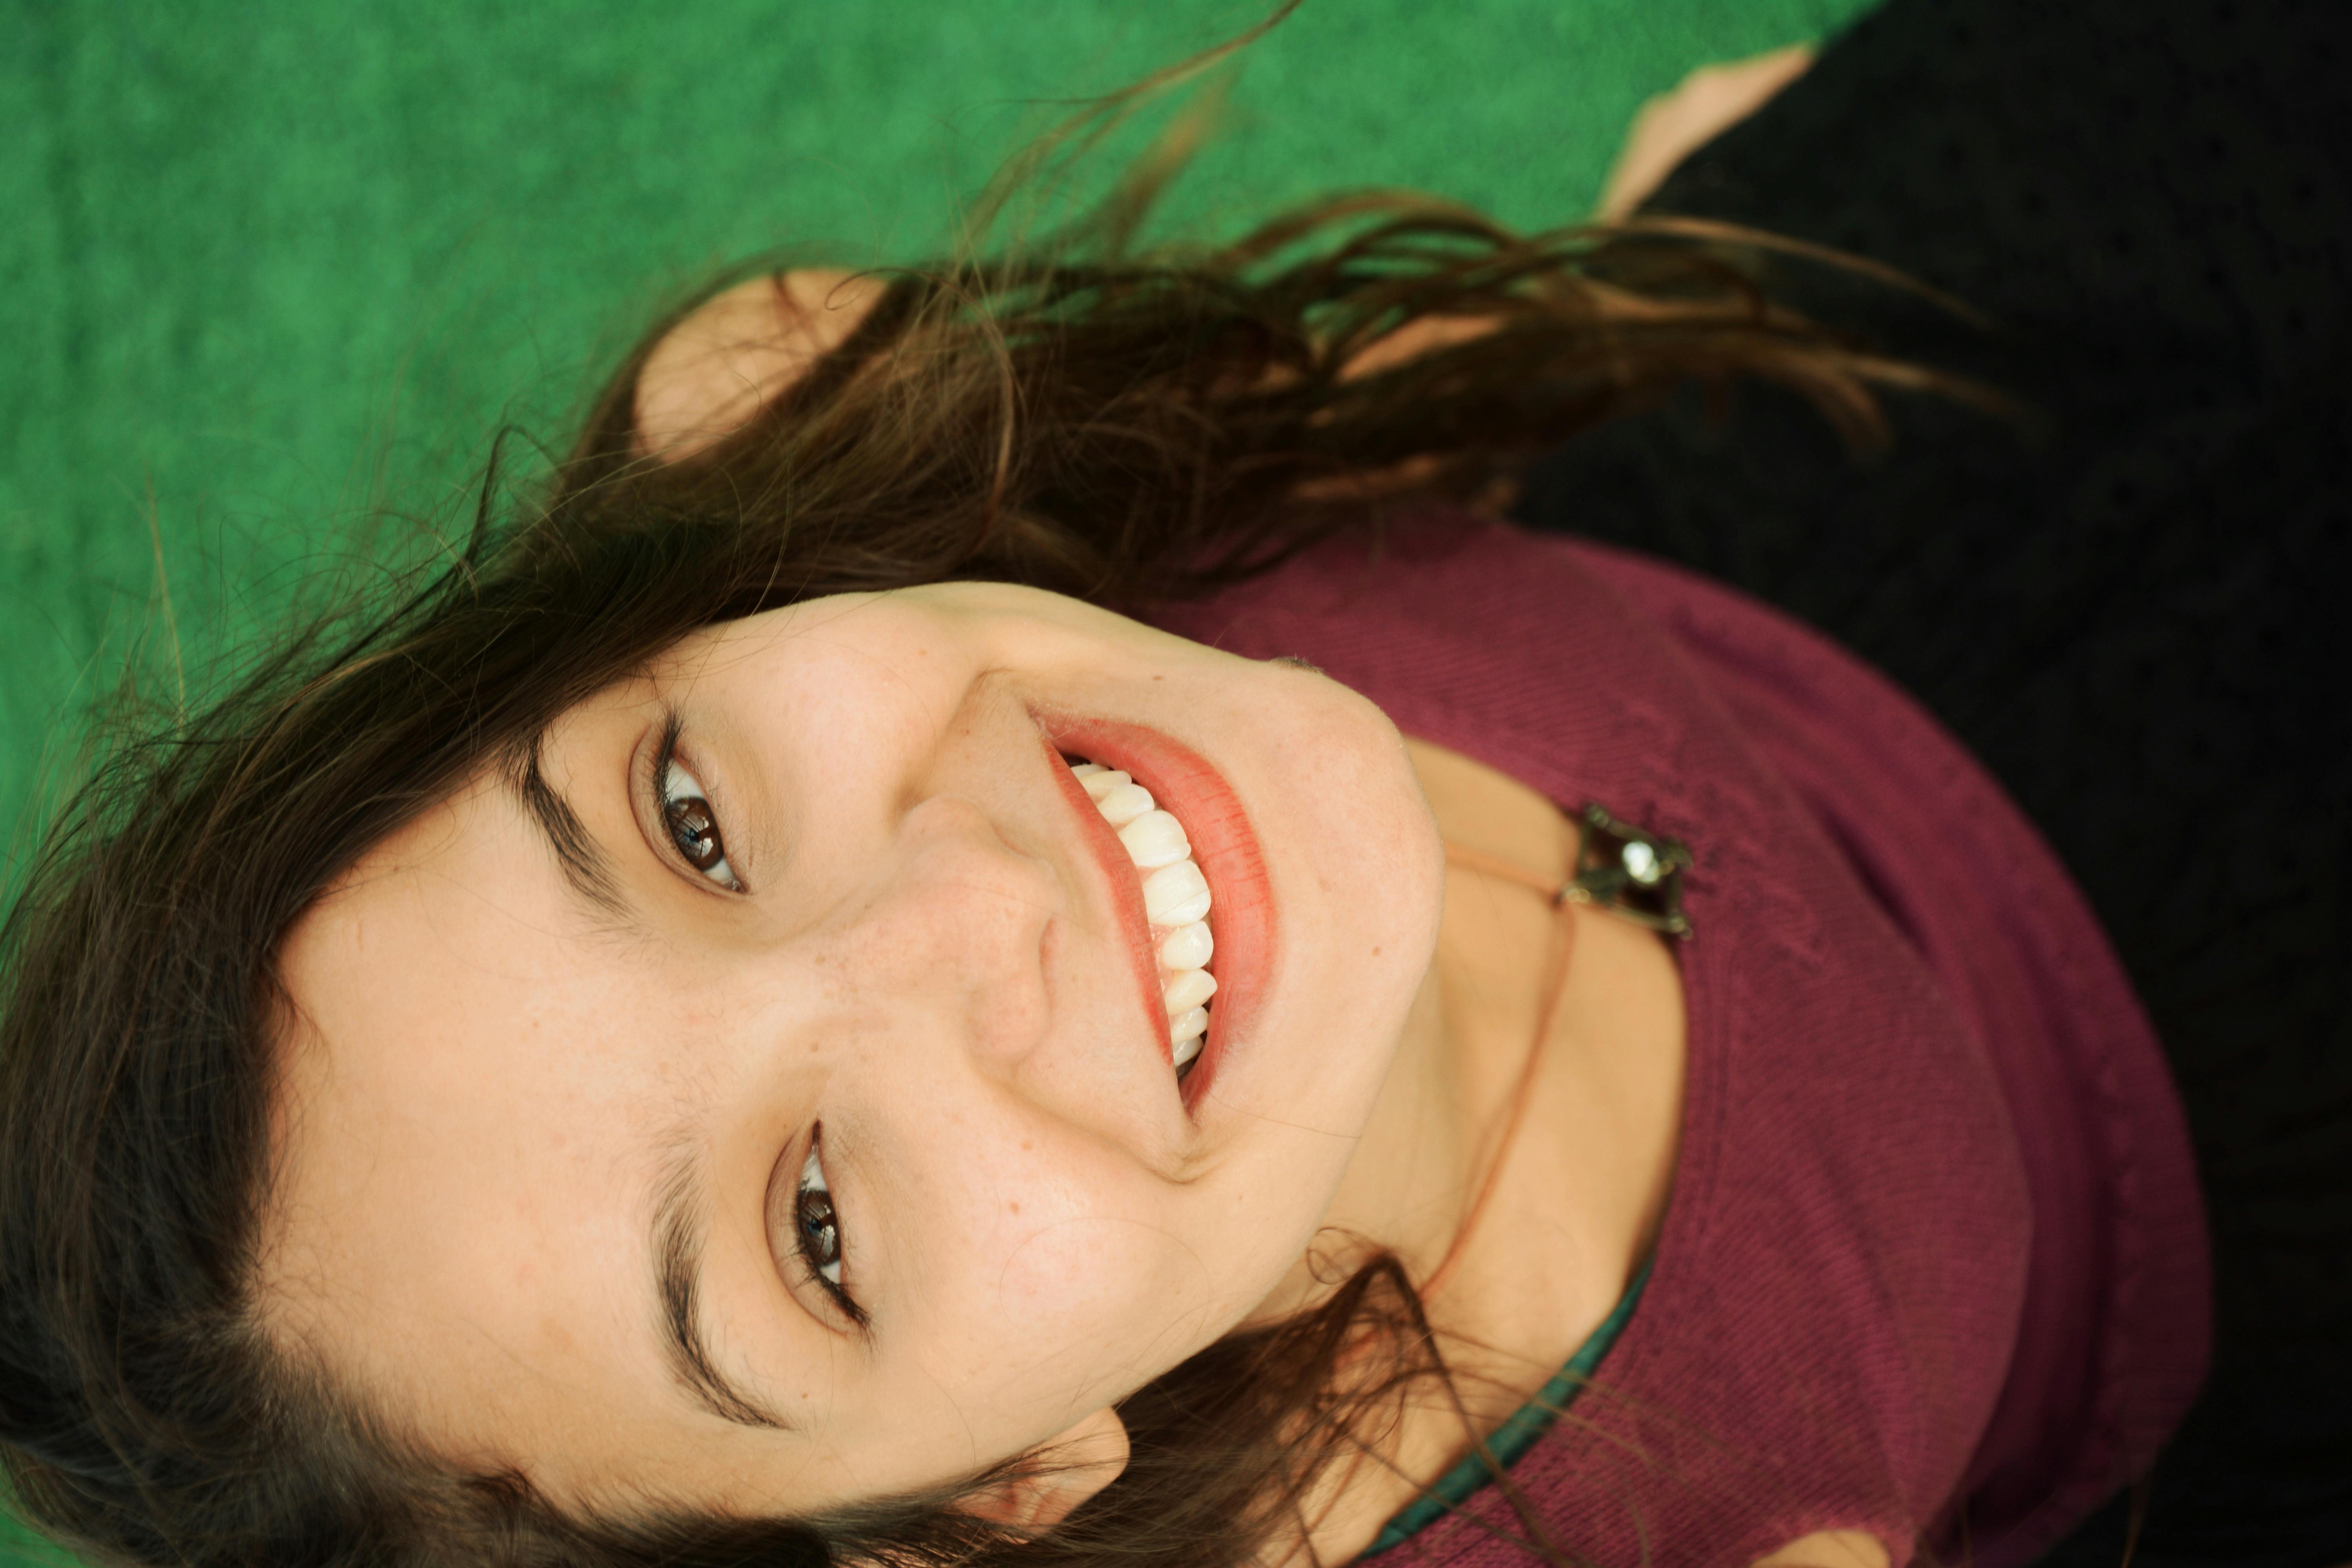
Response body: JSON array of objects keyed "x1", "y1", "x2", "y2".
[
  {"x1": 1510, "y1": 0, "x2": 2352, "y2": 1561},
  {"x1": 1160, "y1": 516, "x2": 2207, "y2": 1567}
]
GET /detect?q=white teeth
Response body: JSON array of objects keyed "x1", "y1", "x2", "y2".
[
  {"x1": 1118, "y1": 809, "x2": 1191, "y2": 869},
  {"x1": 1153, "y1": 885, "x2": 1213, "y2": 929},
  {"x1": 1157, "y1": 920, "x2": 1212, "y2": 970},
  {"x1": 1067, "y1": 753, "x2": 1221, "y2": 1078},
  {"x1": 1094, "y1": 782, "x2": 1156, "y2": 827},
  {"x1": 1140, "y1": 860, "x2": 1209, "y2": 924},
  {"x1": 1162, "y1": 967, "x2": 1217, "y2": 1013},
  {"x1": 1158, "y1": 885, "x2": 1212, "y2": 928}
]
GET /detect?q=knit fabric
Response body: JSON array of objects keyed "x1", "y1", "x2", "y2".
[{"x1": 1155, "y1": 512, "x2": 2208, "y2": 1568}]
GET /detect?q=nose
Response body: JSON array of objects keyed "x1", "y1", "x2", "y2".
[{"x1": 826, "y1": 793, "x2": 1061, "y2": 1073}]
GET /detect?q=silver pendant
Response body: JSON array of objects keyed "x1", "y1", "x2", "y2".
[{"x1": 1559, "y1": 802, "x2": 1693, "y2": 938}]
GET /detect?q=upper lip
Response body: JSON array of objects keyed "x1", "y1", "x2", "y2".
[{"x1": 1037, "y1": 729, "x2": 1171, "y2": 1072}]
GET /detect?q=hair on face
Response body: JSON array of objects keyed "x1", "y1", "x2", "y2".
[{"x1": 0, "y1": 7, "x2": 2004, "y2": 1565}]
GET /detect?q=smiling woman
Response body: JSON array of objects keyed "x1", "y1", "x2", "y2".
[
  {"x1": 260, "y1": 584, "x2": 1444, "y2": 1523},
  {"x1": 4, "y1": 0, "x2": 2345, "y2": 1566}
]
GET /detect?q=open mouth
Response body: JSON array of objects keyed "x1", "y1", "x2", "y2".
[
  {"x1": 1059, "y1": 755, "x2": 1218, "y2": 1079},
  {"x1": 1038, "y1": 713, "x2": 1274, "y2": 1112}
]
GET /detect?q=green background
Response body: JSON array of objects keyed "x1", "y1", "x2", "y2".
[{"x1": 0, "y1": 0, "x2": 1869, "y2": 1560}]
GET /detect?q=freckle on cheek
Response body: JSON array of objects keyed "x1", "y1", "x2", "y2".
[{"x1": 536, "y1": 1314, "x2": 580, "y2": 1358}]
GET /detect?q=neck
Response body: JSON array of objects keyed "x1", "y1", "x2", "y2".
[
  {"x1": 1248, "y1": 736, "x2": 1688, "y2": 1563},
  {"x1": 1312, "y1": 737, "x2": 1590, "y2": 1291},
  {"x1": 1323, "y1": 956, "x2": 1486, "y2": 1285}
]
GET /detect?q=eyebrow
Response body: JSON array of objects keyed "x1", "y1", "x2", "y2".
[
  {"x1": 503, "y1": 733, "x2": 791, "y2": 1430},
  {"x1": 508, "y1": 728, "x2": 632, "y2": 918},
  {"x1": 652, "y1": 1153, "x2": 798, "y2": 1432}
]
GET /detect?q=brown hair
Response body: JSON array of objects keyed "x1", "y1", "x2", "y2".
[{"x1": 0, "y1": 10, "x2": 1999, "y2": 1566}]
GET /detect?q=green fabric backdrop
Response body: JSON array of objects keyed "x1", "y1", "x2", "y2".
[{"x1": 0, "y1": 1, "x2": 1870, "y2": 1560}]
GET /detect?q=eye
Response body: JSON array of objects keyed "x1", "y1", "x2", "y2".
[
  {"x1": 793, "y1": 1129, "x2": 861, "y2": 1318},
  {"x1": 660, "y1": 756, "x2": 743, "y2": 891}
]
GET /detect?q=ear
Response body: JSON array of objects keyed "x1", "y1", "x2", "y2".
[
  {"x1": 632, "y1": 268, "x2": 886, "y2": 462},
  {"x1": 959, "y1": 1406, "x2": 1131, "y2": 1533}
]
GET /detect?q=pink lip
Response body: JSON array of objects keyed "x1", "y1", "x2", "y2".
[{"x1": 1034, "y1": 713, "x2": 1276, "y2": 1112}]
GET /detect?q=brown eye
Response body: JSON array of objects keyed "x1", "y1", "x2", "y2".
[
  {"x1": 667, "y1": 796, "x2": 723, "y2": 869},
  {"x1": 797, "y1": 1184, "x2": 842, "y2": 1283},
  {"x1": 794, "y1": 1136, "x2": 853, "y2": 1304},
  {"x1": 659, "y1": 759, "x2": 742, "y2": 889}
]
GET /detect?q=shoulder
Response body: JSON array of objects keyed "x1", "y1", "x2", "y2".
[
  {"x1": 1751, "y1": 1530, "x2": 1889, "y2": 1568},
  {"x1": 632, "y1": 269, "x2": 887, "y2": 461}
]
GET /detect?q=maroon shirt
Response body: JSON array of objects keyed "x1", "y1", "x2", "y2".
[{"x1": 1154, "y1": 511, "x2": 2209, "y2": 1568}]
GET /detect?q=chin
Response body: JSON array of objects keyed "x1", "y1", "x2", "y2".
[{"x1": 1213, "y1": 667, "x2": 1443, "y2": 1134}]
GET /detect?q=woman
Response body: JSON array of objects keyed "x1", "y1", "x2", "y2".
[{"x1": 1, "y1": 0, "x2": 2342, "y2": 1564}]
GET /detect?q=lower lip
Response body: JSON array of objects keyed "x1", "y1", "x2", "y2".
[{"x1": 1036, "y1": 713, "x2": 1276, "y2": 1112}]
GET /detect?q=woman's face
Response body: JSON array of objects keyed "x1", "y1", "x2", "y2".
[{"x1": 265, "y1": 581, "x2": 1445, "y2": 1517}]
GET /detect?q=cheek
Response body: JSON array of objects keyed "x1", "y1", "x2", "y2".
[{"x1": 899, "y1": 1131, "x2": 1223, "y2": 1405}]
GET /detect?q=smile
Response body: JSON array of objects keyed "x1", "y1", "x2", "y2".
[
  {"x1": 1064, "y1": 757, "x2": 1218, "y2": 1073},
  {"x1": 1036, "y1": 713, "x2": 1276, "y2": 1111}
]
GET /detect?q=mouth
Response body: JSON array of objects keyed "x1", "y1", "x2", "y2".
[{"x1": 1036, "y1": 714, "x2": 1274, "y2": 1111}]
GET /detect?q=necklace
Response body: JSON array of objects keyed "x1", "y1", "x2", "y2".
[{"x1": 1419, "y1": 805, "x2": 1691, "y2": 1298}]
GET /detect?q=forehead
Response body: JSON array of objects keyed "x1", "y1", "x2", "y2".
[{"x1": 258, "y1": 769, "x2": 702, "y2": 1475}]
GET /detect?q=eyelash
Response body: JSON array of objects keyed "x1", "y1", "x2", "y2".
[
  {"x1": 650, "y1": 717, "x2": 745, "y2": 893},
  {"x1": 794, "y1": 1126, "x2": 864, "y2": 1323}
]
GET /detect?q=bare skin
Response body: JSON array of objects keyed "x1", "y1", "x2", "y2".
[
  {"x1": 262, "y1": 583, "x2": 1678, "y2": 1543},
  {"x1": 265, "y1": 47, "x2": 1887, "y2": 1568},
  {"x1": 1596, "y1": 45, "x2": 1819, "y2": 221},
  {"x1": 627, "y1": 268, "x2": 1693, "y2": 1562}
]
